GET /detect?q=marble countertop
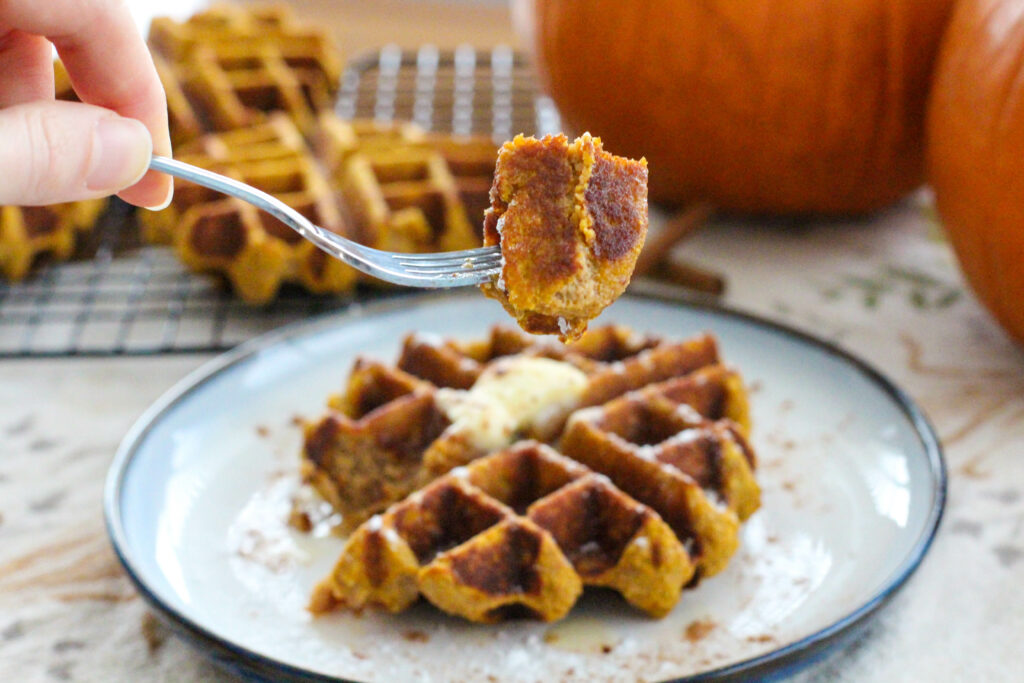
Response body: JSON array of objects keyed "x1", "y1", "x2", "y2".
[{"x1": 2, "y1": 194, "x2": 1022, "y2": 681}]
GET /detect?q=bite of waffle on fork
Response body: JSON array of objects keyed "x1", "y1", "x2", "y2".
[
  {"x1": 480, "y1": 133, "x2": 649, "y2": 343},
  {"x1": 299, "y1": 324, "x2": 760, "y2": 623}
]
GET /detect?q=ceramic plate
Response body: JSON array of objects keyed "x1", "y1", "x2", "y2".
[{"x1": 105, "y1": 290, "x2": 945, "y2": 682}]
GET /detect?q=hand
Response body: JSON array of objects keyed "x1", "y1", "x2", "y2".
[{"x1": 0, "y1": 0, "x2": 172, "y2": 208}]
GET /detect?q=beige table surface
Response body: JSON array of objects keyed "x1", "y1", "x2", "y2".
[{"x1": 2, "y1": 2, "x2": 1023, "y2": 682}]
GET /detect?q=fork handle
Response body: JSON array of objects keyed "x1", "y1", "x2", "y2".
[
  {"x1": 149, "y1": 156, "x2": 301, "y2": 228},
  {"x1": 147, "y1": 154, "x2": 338, "y2": 256},
  {"x1": 147, "y1": 155, "x2": 498, "y2": 287}
]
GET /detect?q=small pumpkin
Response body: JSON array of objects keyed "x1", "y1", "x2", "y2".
[
  {"x1": 927, "y1": 0, "x2": 1024, "y2": 345},
  {"x1": 518, "y1": 0, "x2": 955, "y2": 214}
]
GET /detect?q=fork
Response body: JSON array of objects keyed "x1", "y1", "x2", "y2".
[{"x1": 148, "y1": 156, "x2": 502, "y2": 288}]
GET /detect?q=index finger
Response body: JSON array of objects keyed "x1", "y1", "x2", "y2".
[{"x1": 0, "y1": 0, "x2": 172, "y2": 208}]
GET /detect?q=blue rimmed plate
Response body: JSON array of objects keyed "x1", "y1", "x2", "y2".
[{"x1": 104, "y1": 290, "x2": 945, "y2": 682}]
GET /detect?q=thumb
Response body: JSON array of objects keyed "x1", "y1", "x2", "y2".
[{"x1": 0, "y1": 99, "x2": 152, "y2": 206}]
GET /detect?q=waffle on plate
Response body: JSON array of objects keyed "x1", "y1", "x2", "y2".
[{"x1": 299, "y1": 325, "x2": 760, "y2": 623}]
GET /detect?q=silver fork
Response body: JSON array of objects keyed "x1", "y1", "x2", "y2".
[{"x1": 148, "y1": 156, "x2": 501, "y2": 288}]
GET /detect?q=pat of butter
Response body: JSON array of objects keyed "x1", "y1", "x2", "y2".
[{"x1": 435, "y1": 356, "x2": 588, "y2": 452}]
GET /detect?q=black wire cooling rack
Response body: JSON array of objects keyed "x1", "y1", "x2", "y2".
[{"x1": 0, "y1": 46, "x2": 561, "y2": 358}]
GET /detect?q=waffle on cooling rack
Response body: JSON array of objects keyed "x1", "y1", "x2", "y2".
[
  {"x1": 300, "y1": 325, "x2": 760, "y2": 623},
  {"x1": 426, "y1": 133, "x2": 502, "y2": 239},
  {"x1": 140, "y1": 114, "x2": 357, "y2": 303},
  {"x1": 137, "y1": 5, "x2": 502, "y2": 302},
  {"x1": 0, "y1": 202, "x2": 107, "y2": 281},
  {"x1": 318, "y1": 115, "x2": 496, "y2": 246},
  {"x1": 6, "y1": 6, "x2": 501, "y2": 296},
  {"x1": 152, "y1": 53, "x2": 206, "y2": 146},
  {"x1": 149, "y1": 3, "x2": 341, "y2": 136},
  {"x1": 140, "y1": 111, "x2": 496, "y2": 302},
  {"x1": 315, "y1": 115, "x2": 496, "y2": 240},
  {"x1": 338, "y1": 145, "x2": 479, "y2": 256}
]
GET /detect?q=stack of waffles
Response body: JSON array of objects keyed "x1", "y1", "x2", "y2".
[
  {"x1": 140, "y1": 5, "x2": 496, "y2": 302},
  {"x1": 0, "y1": 62, "x2": 107, "y2": 281},
  {"x1": 299, "y1": 325, "x2": 760, "y2": 623}
]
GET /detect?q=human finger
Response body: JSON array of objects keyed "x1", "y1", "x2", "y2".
[
  {"x1": 0, "y1": 100, "x2": 152, "y2": 206},
  {"x1": 0, "y1": 0, "x2": 172, "y2": 208},
  {"x1": 0, "y1": 27, "x2": 54, "y2": 106}
]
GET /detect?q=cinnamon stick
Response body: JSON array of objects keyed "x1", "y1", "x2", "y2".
[{"x1": 634, "y1": 202, "x2": 714, "y2": 276}]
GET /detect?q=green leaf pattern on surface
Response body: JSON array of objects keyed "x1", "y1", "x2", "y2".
[{"x1": 820, "y1": 265, "x2": 962, "y2": 311}]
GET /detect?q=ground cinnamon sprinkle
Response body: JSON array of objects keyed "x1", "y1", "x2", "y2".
[{"x1": 684, "y1": 619, "x2": 716, "y2": 642}]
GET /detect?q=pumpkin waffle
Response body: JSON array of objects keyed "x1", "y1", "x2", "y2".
[
  {"x1": 337, "y1": 144, "x2": 480, "y2": 261},
  {"x1": 316, "y1": 117, "x2": 496, "y2": 239},
  {"x1": 139, "y1": 110, "x2": 308, "y2": 246},
  {"x1": 395, "y1": 324, "x2": 723, "y2": 407},
  {"x1": 142, "y1": 109, "x2": 492, "y2": 301},
  {"x1": 301, "y1": 354, "x2": 586, "y2": 531},
  {"x1": 320, "y1": 118, "x2": 492, "y2": 256},
  {"x1": 148, "y1": 4, "x2": 295, "y2": 63},
  {"x1": 560, "y1": 371, "x2": 760, "y2": 577},
  {"x1": 140, "y1": 115, "x2": 357, "y2": 303},
  {"x1": 0, "y1": 202, "x2": 106, "y2": 281},
  {"x1": 173, "y1": 155, "x2": 355, "y2": 304},
  {"x1": 315, "y1": 113, "x2": 427, "y2": 179},
  {"x1": 148, "y1": 4, "x2": 340, "y2": 136},
  {"x1": 300, "y1": 325, "x2": 736, "y2": 532},
  {"x1": 310, "y1": 441, "x2": 695, "y2": 622},
  {"x1": 481, "y1": 133, "x2": 649, "y2": 342},
  {"x1": 425, "y1": 133, "x2": 499, "y2": 238},
  {"x1": 151, "y1": 53, "x2": 205, "y2": 146}
]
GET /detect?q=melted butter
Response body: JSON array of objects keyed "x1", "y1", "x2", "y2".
[{"x1": 435, "y1": 356, "x2": 587, "y2": 451}]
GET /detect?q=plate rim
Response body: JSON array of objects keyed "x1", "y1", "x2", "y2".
[{"x1": 104, "y1": 287, "x2": 947, "y2": 683}]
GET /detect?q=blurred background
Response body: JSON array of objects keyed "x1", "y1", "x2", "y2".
[{"x1": 128, "y1": 0, "x2": 518, "y2": 60}]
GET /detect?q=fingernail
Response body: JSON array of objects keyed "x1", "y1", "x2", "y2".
[
  {"x1": 86, "y1": 117, "x2": 152, "y2": 192},
  {"x1": 143, "y1": 178, "x2": 174, "y2": 211}
]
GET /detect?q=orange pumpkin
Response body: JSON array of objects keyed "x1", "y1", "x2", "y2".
[
  {"x1": 927, "y1": 0, "x2": 1024, "y2": 345},
  {"x1": 518, "y1": 0, "x2": 955, "y2": 214}
]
